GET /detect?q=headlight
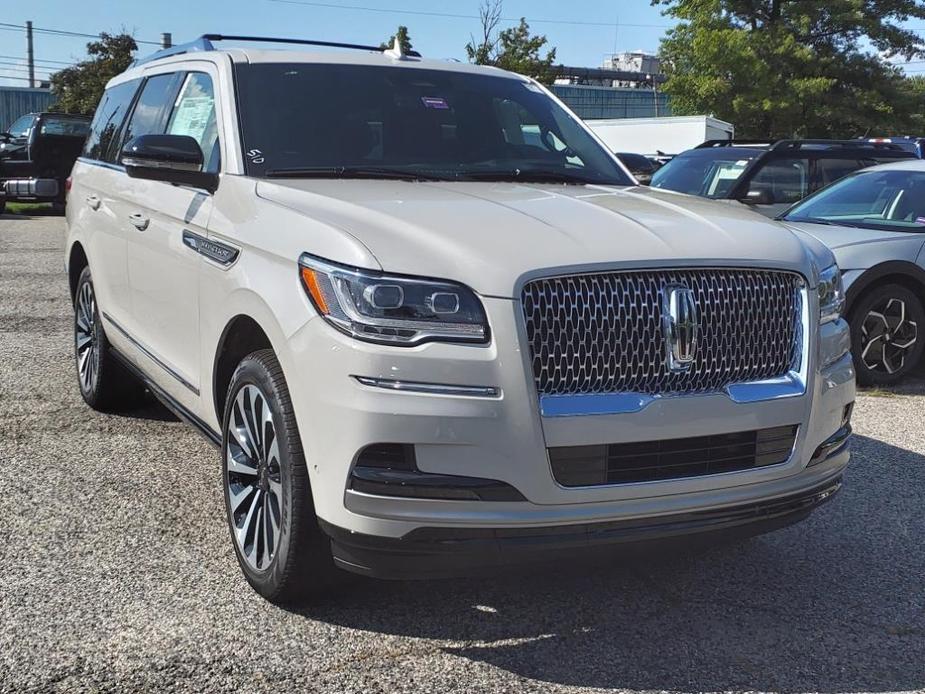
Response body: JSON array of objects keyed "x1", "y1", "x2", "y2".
[
  {"x1": 818, "y1": 264, "x2": 845, "y2": 324},
  {"x1": 298, "y1": 254, "x2": 489, "y2": 345}
]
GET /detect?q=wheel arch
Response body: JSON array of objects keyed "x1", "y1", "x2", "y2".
[
  {"x1": 67, "y1": 241, "x2": 89, "y2": 304},
  {"x1": 212, "y1": 314, "x2": 278, "y2": 426},
  {"x1": 843, "y1": 261, "x2": 925, "y2": 318}
]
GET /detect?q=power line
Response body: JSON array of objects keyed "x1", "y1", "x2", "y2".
[
  {"x1": 0, "y1": 53, "x2": 73, "y2": 65},
  {"x1": 0, "y1": 21, "x2": 161, "y2": 45},
  {"x1": 266, "y1": 0, "x2": 673, "y2": 28}
]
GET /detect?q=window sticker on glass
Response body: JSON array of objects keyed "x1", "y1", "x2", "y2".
[
  {"x1": 421, "y1": 96, "x2": 449, "y2": 110},
  {"x1": 169, "y1": 96, "x2": 214, "y2": 143}
]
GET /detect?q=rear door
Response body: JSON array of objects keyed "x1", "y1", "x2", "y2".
[
  {"x1": 121, "y1": 68, "x2": 220, "y2": 404},
  {"x1": 68, "y1": 79, "x2": 141, "y2": 329}
]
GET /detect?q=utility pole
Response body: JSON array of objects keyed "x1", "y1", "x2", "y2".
[
  {"x1": 26, "y1": 20, "x2": 35, "y2": 88},
  {"x1": 161, "y1": 33, "x2": 172, "y2": 49}
]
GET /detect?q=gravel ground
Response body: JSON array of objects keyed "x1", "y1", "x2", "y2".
[{"x1": 1, "y1": 212, "x2": 924, "y2": 694}]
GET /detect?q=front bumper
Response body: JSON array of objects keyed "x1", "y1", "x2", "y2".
[
  {"x1": 323, "y1": 474, "x2": 843, "y2": 579},
  {"x1": 285, "y1": 295, "x2": 854, "y2": 553}
]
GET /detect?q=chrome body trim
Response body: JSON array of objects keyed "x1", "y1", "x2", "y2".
[
  {"x1": 101, "y1": 311, "x2": 199, "y2": 395},
  {"x1": 537, "y1": 283, "x2": 810, "y2": 417},
  {"x1": 182, "y1": 230, "x2": 240, "y2": 267},
  {"x1": 352, "y1": 376, "x2": 501, "y2": 398}
]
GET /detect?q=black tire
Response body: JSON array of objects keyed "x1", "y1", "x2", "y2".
[
  {"x1": 222, "y1": 349, "x2": 339, "y2": 604},
  {"x1": 0, "y1": 198, "x2": 6, "y2": 216},
  {"x1": 849, "y1": 283, "x2": 925, "y2": 386},
  {"x1": 73, "y1": 266, "x2": 146, "y2": 411}
]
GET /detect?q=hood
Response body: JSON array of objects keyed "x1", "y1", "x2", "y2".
[
  {"x1": 782, "y1": 220, "x2": 925, "y2": 272},
  {"x1": 257, "y1": 180, "x2": 815, "y2": 297}
]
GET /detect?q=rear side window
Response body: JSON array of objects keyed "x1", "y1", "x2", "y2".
[
  {"x1": 814, "y1": 157, "x2": 864, "y2": 189},
  {"x1": 39, "y1": 116, "x2": 90, "y2": 137},
  {"x1": 121, "y1": 72, "x2": 184, "y2": 146},
  {"x1": 166, "y1": 73, "x2": 220, "y2": 173},
  {"x1": 83, "y1": 79, "x2": 141, "y2": 162}
]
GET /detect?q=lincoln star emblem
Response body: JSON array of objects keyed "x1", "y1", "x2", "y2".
[{"x1": 661, "y1": 285, "x2": 699, "y2": 371}]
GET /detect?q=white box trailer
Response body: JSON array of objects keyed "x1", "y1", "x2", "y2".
[{"x1": 586, "y1": 115, "x2": 734, "y2": 157}]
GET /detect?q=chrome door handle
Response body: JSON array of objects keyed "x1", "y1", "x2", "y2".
[
  {"x1": 128, "y1": 213, "x2": 149, "y2": 231},
  {"x1": 86, "y1": 194, "x2": 101, "y2": 210}
]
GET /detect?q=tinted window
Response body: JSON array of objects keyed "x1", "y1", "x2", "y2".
[
  {"x1": 166, "y1": 73, "x2": 220, "y2": 173},
  {"x1": 233, "y1": 63, "x2": 631, "y2": 184},
  {"x1": 745, "y1": 157, "x2": 809, "y2": 204},
  {"x1": 784, "y1": 169, "x2": 925, "y2": 232},
  {"x1": 650, "y1": 148, "x2": 761, "y2": 198},
  {"x1": 122, "y1": 72, "x2": 183, "y2": 145},
  {"x1": 39, "y1": 116, "x2": 90, "y2": 137},
  {"x1": 83, "y1": 79, "x2": 141, "y2": 162},
  {"x1": 814, "y1": 157, "x2": 864, "y2": 189},
  {"x1": 6, "y1": 114, "x2": 34, "y2": 138}
]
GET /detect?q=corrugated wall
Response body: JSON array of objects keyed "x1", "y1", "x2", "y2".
[
  {"x1": 551, "y1": 85, "x2": 671, "y2": 120},
  {"x1": 0, "y1": 87, "x2": 55, "y2": 130}
]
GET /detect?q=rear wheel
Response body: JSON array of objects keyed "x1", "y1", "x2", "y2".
[
  {"x1": 73, "y1": 267, "x2": 145, "y2": 410},
  {"x1": 222, "y1": 349, "x2": 339, "y2": 604},
  {"x1": 850, "y1": 283, "x2": 925, "y2": 386}
]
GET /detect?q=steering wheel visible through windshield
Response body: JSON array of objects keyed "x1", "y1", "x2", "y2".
[{"x1": 233, "y1": 62, "x2": 632, "y2": 185}]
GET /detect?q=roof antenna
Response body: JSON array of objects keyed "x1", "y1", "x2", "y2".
[{"x1": 384, "y1": 36, "x2": 409, "y2": 60}]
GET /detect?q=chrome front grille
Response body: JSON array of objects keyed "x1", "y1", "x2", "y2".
[{"x1": 522, "y1": 268, "x2": 803, "y2": 398}]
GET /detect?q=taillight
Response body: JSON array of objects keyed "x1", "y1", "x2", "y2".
[{"x1": 64, "y1": 176, "x2": 72, "y2": 194}]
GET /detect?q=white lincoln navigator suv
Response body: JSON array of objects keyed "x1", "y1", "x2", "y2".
[{"x1": 66, "y1": 35, "x2": 855, "y2": 603}]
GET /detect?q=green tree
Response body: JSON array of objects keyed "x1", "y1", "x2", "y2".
[
  {"x1": 655, "y1": 0, "x2": 925, "y2": 138},
  {"x1": 380, "y1": 25, "x2": 414, "y2": 54},
  {"x1": 465, "y1": 0, "x2": 557, "y2": 83},
  {"x1": 50, "y1": 33, "x2": 137, "y2": 114}
]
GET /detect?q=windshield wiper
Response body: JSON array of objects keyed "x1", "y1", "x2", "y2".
[
  {"x1": 456, "y1": 169, "x2": 604, "y2": 185},
  {"x1": 264, "y1": 166, "x2": 449, "y2": 181},
  {"x1": 784, "y1": 217, "x2": 863, "y2": 228}
]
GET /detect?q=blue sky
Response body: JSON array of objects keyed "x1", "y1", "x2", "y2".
[
  {"x1": 0, "y1": 0, "x2": 676, "y2": 86},
  {"x1": 3, "y1": 0, "x2": 925, "y2": 88}
]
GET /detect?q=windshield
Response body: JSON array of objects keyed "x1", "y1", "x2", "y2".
[
  {"x1": 783, "y1": 169, "x2": 925, "y2": 232},
  {"x1": 650, "y1": 148, "x2": 761, "y2": 198},
  {"x1": 39, "y1": 116, "x2": 90, "y2": 137},
  {"x1": 233, "y1": 63, "x2": 632, "y2": 184},
  {"x1": 6, "y1": 115, "x2": 33, "y2": 138}
]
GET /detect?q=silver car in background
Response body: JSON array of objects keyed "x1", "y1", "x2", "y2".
[{"x1": 781, "y1": 160, "x2": 925, "y2": 384}]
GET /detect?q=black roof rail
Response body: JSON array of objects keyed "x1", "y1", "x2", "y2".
[
  {"x1": 133, "y1": 33, "x2": 420, "y2": 67},
  {"x1": 770, "y1": 139, "x2": 908, "y2": 151},
  {"x1": 695, "y1": 139, "x2": 774, "y2": 149}
]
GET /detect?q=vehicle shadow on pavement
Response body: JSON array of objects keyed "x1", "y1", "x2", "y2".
[{"x1": 301, "y1": 433, "x2": 924, "y2": 693}]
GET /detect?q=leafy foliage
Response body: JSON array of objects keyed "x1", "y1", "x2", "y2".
[
  {"x1": 465, "y1": 0, "x2": 557, "y2": 83},
  {"x1": 380, "y1": 25, "x2": 414, "y2": 54},
  {"x1": 50, "y1": 33, "x2": 137, "y2": 114},
  {"x1": 655, "y1": 0, "x2": 925, "y2": 137}
]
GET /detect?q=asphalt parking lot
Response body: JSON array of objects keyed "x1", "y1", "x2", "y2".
[{"x1": 1, "y1": 211, "x2": 924, "y2": 693}]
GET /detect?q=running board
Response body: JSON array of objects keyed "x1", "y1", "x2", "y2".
[{"x1": 110, "y1": 348, "x2": 222, "y2": 448}]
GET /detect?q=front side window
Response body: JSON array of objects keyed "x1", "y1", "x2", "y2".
[
  {"x1": 83, "y1": 79, "x2": 141, "y2": 162},
  {"x1": 122, "y1": 72, "x2": 184, "y2": 146},
  {"x1": 814, "y1": 157, "x2": 865, "y2": 189},
  {"x1": 233, "y1": 63, "x2": 631, "y2": 184},
  {"x1": 650, "y1": 149, "x2": 760, "y2": 198},
  {"x1": 784, "y1": 169, "x2": 925, "y2": 231},
  {"x1": 744, "y1": 157, "x2": 809, "y2": 204},
  {"x1": 166, "y1": 73, "x2": 219, "y2": 173},
  {"x1": 6, "y1": 114, "x2": 35, "y2": 139}
]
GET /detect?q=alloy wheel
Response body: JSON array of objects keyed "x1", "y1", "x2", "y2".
[
  {"x1": 226, "y1": 384, "x2": 283, "y2": 571},
  {"x1": 860, "y1": 297, "x2": 918, "y2": 375},
  {"x1": 75, "y1": 280, "x2": 98, "y2": 393}
]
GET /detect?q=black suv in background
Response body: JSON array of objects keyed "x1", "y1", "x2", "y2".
[
  {"x1": 650, "y1": 139, "x2": 916, "y2": 217},
  {"x1": 0, "y1": 112, "x2": 91, "y2": 214}
]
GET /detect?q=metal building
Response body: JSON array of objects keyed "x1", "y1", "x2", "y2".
[
  {"x1": 0, "y1": 86, "x2": 54, "y2": 130},
  {"x1": 551, "y1": 84, "x2": 670, "y2": 120}
]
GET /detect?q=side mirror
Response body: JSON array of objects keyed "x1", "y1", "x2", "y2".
[
  {"x1": 120, "y1": 134, "x2": 218, "y2": 193},
  {"x1": 0, "y1": 132, "x2": 10, "y2": 143},
  {"x1": 741, "y1": 186, "x2": 774, "y2": 205}
]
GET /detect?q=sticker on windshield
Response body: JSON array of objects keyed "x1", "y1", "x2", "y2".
[{"x1": 421, "y1": 96, "x2": 449, "y2": 110}]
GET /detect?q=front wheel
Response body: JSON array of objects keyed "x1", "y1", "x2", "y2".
[
  {"x1": 849, "y1": 283, "x2": 925, "y2": 386},
  {"x1": 222, "y1": 349, "x2": 339, "y2": 604}
]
